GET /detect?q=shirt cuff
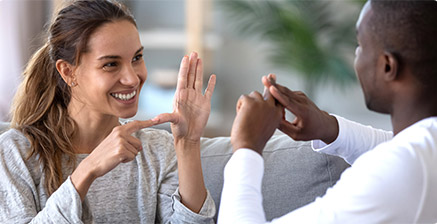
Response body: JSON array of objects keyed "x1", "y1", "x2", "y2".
[
  {"x1": 43, "y1": 176, "x2": 84, "y2": 222},
  {"x1": 171, "y1": 187, "x2": 216, "y2": 222},
  {"x1": 311, "y1": 115, "x2": 347, "y2": 155}
]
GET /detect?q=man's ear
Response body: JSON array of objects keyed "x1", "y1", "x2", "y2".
[
  {"x1": 382, "y1": 51, "x2": 399, "y2": 81},
  {"x1": 56, "y1": 59, "x2": 76, "y2": 87}
]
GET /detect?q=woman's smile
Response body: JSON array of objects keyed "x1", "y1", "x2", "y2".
[{"x1": 110, "y1": 90, "x2": 137, "y2": 101}]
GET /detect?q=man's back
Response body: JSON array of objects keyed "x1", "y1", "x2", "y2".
[{"x1": 311, "y1": 116, "x2": 437, "y2": 223}]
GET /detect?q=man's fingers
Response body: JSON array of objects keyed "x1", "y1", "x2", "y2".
[
  {"x1": 261, "y1": 74, "x2": 277, "y2": 88},
  {"x1": 123, "y1": 119, "x2": 159, "y2": 134},
  {"x1": 263, "y1": 86, "x2": 278, "y2": 106},
  {"x1": 248, "y1": 91, "x2": 263, "y2": 101},
  {"x1": 194, "y1": 58, "x2": 203, "y2": 91},
  {"x1": 269, "y1": 86, "x2": 291, "y2": 106},
  {"x1": 236, "y1": 94, "x2": 247, "y2": 112},
  {"x1": 153, "y1": 113, "x2": 179, "y2": 124},
  {"x1": 262, "y1": 86, "x2": 271, "y2": 99},
  {"x1": 268, "y1": 73, "x2": 277, "y2": 83},
  {"x1": 204, "y1": 74, "x2": 216, "y2": 99},
  {"x1": 176, "y1": 56, "x2": 189, "y2": 92},
  {"x1": 236, "y1": 94, "x2": 253, "y2": 113},
  {"x1": 278, "y1": 119, "x2": 300, "y2": 139},
  {"x1": 187, "y1": 52, "x2": 198, "y2": 89},
  {"x1": 269, "y1": 85, "x2": 303, "y2": 115},
  {"x1": 261, "y1": 76, "x2": 270, "y2": 88}
]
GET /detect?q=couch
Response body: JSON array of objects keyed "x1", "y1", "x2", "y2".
[{"x1": 0, "y1": 122, "x2": 350, "y2": 221}]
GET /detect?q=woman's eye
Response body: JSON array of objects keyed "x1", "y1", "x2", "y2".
[
  {"x1": 133, "y1": 54, "x2": 143, "y2": 62},
  {"x1": 103, "y1": 62, "x2": 118, "y2": 71},
  {"x1": 103, "y1": 62, "x2": 117, "y2": 68}
]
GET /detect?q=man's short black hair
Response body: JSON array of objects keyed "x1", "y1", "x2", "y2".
[{"x1": 369, "y1": 0, "x2": 437, "y2": 88}]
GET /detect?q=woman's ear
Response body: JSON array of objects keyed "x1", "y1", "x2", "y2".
[
  {"x1": 56, "y1": 59, "x2": 76, "y2": 87},
  {"x1": 383, "y1": 51, "x2": 399, "y2": 81}
]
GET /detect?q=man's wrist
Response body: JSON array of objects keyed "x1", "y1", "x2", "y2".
[
  {"x1": 321, "y1": 114, "x2": 339, "y2": 145},
  {"x1": 232, "y1": 141, "x2": 263, "y2": 155}
]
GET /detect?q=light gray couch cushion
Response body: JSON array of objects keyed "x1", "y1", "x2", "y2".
[
  {"x1": 200, "y1": 133, "x2": 350, "y2": 221},
  {"x1": 0, "y1": 122, "x2": 9, "y2": 135}
]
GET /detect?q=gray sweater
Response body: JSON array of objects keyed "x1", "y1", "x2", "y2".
[{"x1": 0, "y1": 128, "x2": 216, "y2": 223}]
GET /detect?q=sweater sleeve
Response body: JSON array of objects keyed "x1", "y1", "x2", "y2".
[
  {"x1": 0, "y1": 130, "x2": 84, "y2": 223},
  {"x1": 151, "y1": 130, "x2": 216, "y2": 223},
  {"x1": 312, "y1": 115, "x2": 393, "y2": 164}
]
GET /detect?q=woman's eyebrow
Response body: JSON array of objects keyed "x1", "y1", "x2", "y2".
[
  {"x1": 134, "y1": 46, "x2": 144, "y2": 55},
  {"x1": 97, "y1": 46, "x2": 144, "y2": 61},
  {"x1": 97, "y1": 55, "x2": 120, "y2": 60}
]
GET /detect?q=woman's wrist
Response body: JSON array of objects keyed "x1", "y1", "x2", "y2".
[
  {"x1": 174, "y1": 137, "x2": 207, "y2": 213},
  {"x1": 70, "y1": 160, "x2": 97, "y2": 201},
  {"x1": 174, "y1": 138, "x2": 200, "y2": 149}
]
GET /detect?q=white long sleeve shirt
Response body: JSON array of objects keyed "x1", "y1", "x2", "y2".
[{"x1": 218, "y1": 116, "x2": 437, "y2": 223}]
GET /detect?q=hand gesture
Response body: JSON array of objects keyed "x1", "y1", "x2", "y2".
[
  {"x1": 153, "y1": 52, "x2": 215, "y2": 212},
  {"x1": 71, "y1": 119, "x2": 160, "y2": 200},
  {"x1": 83, "y1": 120, "x2": 160, "y2": 177},
  {"x1": 231, "y1": 91, "x2": 283, "y2": 155},
  {"x1": 156, "y1": 52, "x2": 216, "y2": 143},
  {"x1": 262, "y1": 74, "x2": 339, "y2": 144}
]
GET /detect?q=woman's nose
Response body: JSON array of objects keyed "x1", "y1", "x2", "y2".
[{"x1": 120, "y1": 64, "x2": 140, "y2": 86}]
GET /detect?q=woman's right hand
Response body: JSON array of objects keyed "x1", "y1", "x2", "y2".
[{"x1": 71, "y1": 119, "x2": 159, "y2": 200}]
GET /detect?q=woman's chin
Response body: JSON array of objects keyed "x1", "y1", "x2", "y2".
[{"x1": 117, "y1": 109, "x2": 138, "y2": 119}]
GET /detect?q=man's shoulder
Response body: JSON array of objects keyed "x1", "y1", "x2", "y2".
[
  {"x1": 364, "y1": 117, "x2": 437, "y2": 170},
  {"x1": 393, "y1": 117, "x2": 437, "y2": 150}
]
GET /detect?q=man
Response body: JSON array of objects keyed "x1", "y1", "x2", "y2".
[{"x1": 218, "y1": 0, "x2": 437, "y2": 223}]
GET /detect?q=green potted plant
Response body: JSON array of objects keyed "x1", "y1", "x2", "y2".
[{"x1": 220, "y1": 0, "x2": 364, "y2": 98}]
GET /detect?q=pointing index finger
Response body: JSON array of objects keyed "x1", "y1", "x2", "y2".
[{"x1": 123, "y1": 119, "x2": 159, "y2": 134}]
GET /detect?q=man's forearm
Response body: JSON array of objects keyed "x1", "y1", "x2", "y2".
[{"x1": 218, "y1": 148, "x2": 267, "y2": 224}]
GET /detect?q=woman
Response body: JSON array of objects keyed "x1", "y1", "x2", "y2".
[{"x1": 0, "y1": 0, "x2": 216, "y2": 223}]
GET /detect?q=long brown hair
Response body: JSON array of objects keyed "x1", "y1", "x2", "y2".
[{"x1": 11, "y1": 0, "x2": 136, "y2": 195}]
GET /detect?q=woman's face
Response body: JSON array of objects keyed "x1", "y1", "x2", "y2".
[{"x1": 71, "y1": 19, "x2": 146, "y2": 119}]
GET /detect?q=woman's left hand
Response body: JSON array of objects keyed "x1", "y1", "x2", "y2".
[
  {"x1": 154, "y1": 52, "x2": 215, "y2": 213},
  {"x1": 156, "y1": 52, "x2": 216, "y2": 143}
]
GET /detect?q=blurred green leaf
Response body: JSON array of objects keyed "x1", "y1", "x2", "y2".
[{"x1": 219, "y1": 0, "x2": 362, "y2": 95}]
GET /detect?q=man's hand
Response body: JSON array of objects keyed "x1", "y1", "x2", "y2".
[
  {"x1": 231, "y1": 91, "x2": 283, "y2": 155},
  {"x1": 262, "y1": 74, "x2": 339, "y2": 144}
]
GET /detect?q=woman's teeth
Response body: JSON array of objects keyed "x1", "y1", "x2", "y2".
[{"x1": 111, "y1": 90, "x2": 136, "y2": 101}]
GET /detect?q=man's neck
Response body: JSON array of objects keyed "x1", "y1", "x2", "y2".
[{"x1": 391, "y1": 96, "x2": 437, "y2": 135}]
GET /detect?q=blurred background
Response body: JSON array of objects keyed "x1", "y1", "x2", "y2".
[{"x1": 0, "y1": 0, "x2": 391, "y2": 137}]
